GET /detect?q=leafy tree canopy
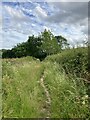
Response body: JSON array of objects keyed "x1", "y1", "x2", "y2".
[{"x1": 2, "y1": 29, "x2": 69, "y2": 60}]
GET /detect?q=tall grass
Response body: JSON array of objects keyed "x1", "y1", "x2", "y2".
[
  {"x1": 2, "y1": 47, "x2": 90, "y2": 118},
  {"x1": 2, "y1": 57, "x2": 47, "y2": 118},
  {"x1": 43, "y1": 61, "x2": 89, "y2": 118}
]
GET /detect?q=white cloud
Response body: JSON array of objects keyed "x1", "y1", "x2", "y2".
[
  {"x1": 31, "y1": 23, "x2": 36, "y2": 27},
  {"x1": 2, "y1": 2, "x2": 88, "y2": 49},
  {"x1": 44, "y1": 2, "x2": 88, "y2": 44},
  {"x1": 0, "y1": 2, "x2": 2, "y2": 27},
  {"x1": 34, "y1": 6, "x2": 47, "y2": 19},
  {"x1": 46, "y1": 2, "x2": 88, "y2": 23},
  {"x1": 4, "y1": 5, "x2": 31, "y2": 22},
  {"x1": 2, "y1": 30, "x2": 28, "y2": 49},
  {"x1": 43, "y1": 25, "x2": 51, "y2": 31},
  {"x1": 46, "y1": 0, "x2": 89, "y2": 2}
]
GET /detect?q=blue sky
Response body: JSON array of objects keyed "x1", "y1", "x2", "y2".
[{"x1": 1, "y1": 1, "x2": 88, "y2": 49}]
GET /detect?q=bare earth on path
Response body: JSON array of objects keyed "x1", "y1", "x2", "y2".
[{"x1": 40, "y1": 70, "x2": 51, "y2": 118}]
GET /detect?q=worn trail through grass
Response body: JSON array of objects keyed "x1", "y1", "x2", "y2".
[
  {"x1": 2, "y1": 49, "x2": 90, "y2": 118},
  {"x1": 40, "y1": 69, "x2": 51, "y2": 118},
  {"x1": 2, "y1": 57, "x2": 51, "y2": 118}
]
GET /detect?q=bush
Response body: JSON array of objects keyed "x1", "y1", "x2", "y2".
[{"x1": 45, "y1": 47, "x2": 88, "y2": 78}]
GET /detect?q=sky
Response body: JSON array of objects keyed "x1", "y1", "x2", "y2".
[{"x1": 0, "y1": 0, "x2": 88, "y2": 49}]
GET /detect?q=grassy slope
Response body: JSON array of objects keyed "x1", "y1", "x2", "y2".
[
  {"x1": 2, "y1": 48, "x2": 90, "y2": 118},
  {"x1": 2, "y1": 57, "x2": 47, "y2": 118},
  {"x1": 43, "y1": 61, "x2": 89, "y2": 118}
]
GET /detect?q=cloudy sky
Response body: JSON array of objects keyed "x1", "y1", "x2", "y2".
[{"x1": 1, "y1": 1, "x2": 88, "y2": 49}]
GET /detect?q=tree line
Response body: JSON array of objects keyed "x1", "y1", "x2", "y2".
[{"x1": 2, "y1": 29, "x2": 69, "y2": 60}]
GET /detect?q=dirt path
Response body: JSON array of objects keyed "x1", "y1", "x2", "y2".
[{"x1": 40, "y1": 71, "x2": 51, "y2": 118}]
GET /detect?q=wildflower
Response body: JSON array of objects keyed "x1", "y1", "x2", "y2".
[
  {"x1": 84, "y1": 95, "x2": 88, "y2": 99},
  {"x1": 82, "y1": 95, "x2": 88, "y2": 100},
  {"x1": 82, "y1": 101, "x2": 85, "y2": 105}
]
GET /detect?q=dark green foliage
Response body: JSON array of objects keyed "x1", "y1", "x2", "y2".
[
  {"x1": 26, "y1": 35, "x2": 44, "y2": 59},
  {"x1": 55, "y1": 35, "x2": 70, "y2": 50},
  {"x1": 2, "y1": 49, "x2": 15, "y2": 58},
  {"x1": 12, "y1": 42, "x2": 27, "y2": 58},
  {"x1": 0, "y1": 50, "x2": 2, "y2": 58},
  {"x1": 45, "y1": 47, "x2": 88, "y2": 78},
  {"x1": 2, "y1": 29, "x2": 69, "y2": 60}
]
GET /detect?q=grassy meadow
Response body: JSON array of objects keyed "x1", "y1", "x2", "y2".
[{"x1": 2, "y1": 47, "x2": 90, "y2": 118}]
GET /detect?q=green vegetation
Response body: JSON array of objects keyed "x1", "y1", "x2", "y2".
[
  {"x1": 2, "y1": 47, "x2": 90, "y2": 118},
  {"x1": 2, "y1": 29, "x2": 89, "y2": 118},
  {"x1": 0, "y1": 50, "x2": 2, "y2": 58},
  {"x1": 2, "y1": 29, "x2": 69, "y2": 60},
  {"x1": 43, "y1": 61, "x2": 89, "y2": 118},
  {"x1": 45, "y1": 47, "x2": 88, "y2": 78},
  {"x1": 2, "y1": 57, "x2": 47, "y2": 117}
]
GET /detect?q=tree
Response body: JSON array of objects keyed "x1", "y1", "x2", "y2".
[
  {"x1": 2, "y1": 29, "x2": 69, "y2": 60},
  {"x1": 2, "y1": 49, "x2": 15, "y2": 58},
  {"x1": 12, "y1": 42, "x2": 27, "y2": 58},
  {"x1": 55, "y1": 35, "x2": 69, "y2": 50},
  {"x1": 27, "y1": 35, "x2": 42, "y2": 58},
  {"x1": 40, "y1": 29, "x2": 60, "y2": 55}
]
